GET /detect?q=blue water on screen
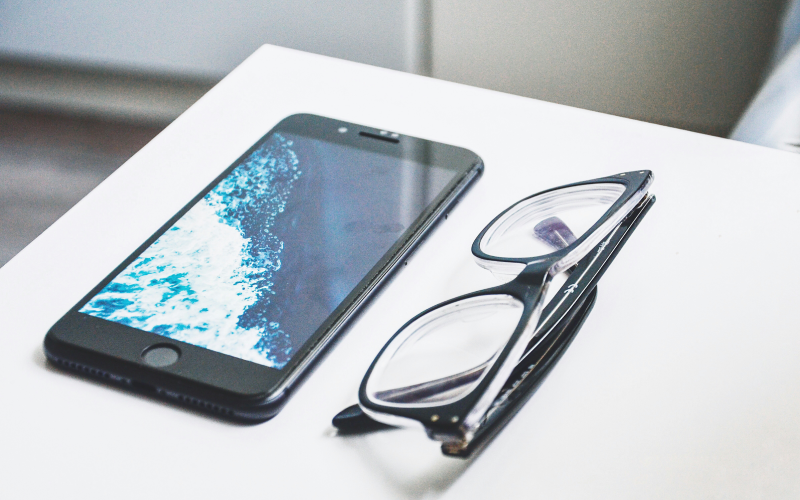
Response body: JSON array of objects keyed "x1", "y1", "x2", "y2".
[{"x1": 79, "y1": 132, "x2": 455, "y2": 370}]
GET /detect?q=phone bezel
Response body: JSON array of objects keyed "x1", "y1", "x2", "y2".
[{"x1": 45, "y1": 113, "x2": 483, "y2": 419}]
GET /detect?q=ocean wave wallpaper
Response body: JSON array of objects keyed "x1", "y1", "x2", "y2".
[
  {"x1": 80, "y1": 134, "x2": 301, "y2": 368},
  {"x1": 79, "y1": 130, "x2": 456, "y2": 370}
]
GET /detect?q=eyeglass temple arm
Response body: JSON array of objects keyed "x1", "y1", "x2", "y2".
[
  {"x1": 448, "y1": 285, "x2": 598, "y2": 457},
  {"x1": 522, "y1": 194, "x2": 654, "y2": 361}
]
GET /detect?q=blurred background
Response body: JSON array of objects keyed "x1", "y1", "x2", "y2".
[{"x1": 0, "y1": 0, "x2": 797, "y2": 267}]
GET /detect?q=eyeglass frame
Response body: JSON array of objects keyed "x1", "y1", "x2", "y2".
[
  {"x1": 332, "y1": 190, "x2": 652, "y2": 452},
  {"x1": 356, "y1": 170, "x2": 654, "y2": 453},
  {"x1": 454, "y1": 191, "x2": 655, "y2": 457}
]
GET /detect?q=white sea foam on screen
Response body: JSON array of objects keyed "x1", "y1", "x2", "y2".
[
  {"x1": 79, "y1": 135, "x2": 300, "y2": 368},
  {"x1": 81, "y1": 198, "x2": 271, "y2": 365}
]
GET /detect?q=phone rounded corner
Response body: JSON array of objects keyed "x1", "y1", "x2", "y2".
[
  {"x1": 231, "y1": 386, "x2": 291, "y2": 422},
  {"x1": 42, "y1": 335, "x2": 60, "y2": 366},
  {"x1": 452, "y1": 146, "x2": 484, "y2": 173},
  {"x1": 274, "y1": 112, "x2": 318, "y2": 128},
  {"x1": 474, "y1": 156, "x2": 485, "y2": 174},
  {"x1": 43, "y1": 320, "x2": 70, "y2": 355}
]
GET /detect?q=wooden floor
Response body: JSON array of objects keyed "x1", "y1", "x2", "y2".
[{"x1": 0, "y1": 108, "x2": 163, "y2": 267}]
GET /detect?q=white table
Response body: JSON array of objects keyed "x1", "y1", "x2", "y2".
[{"x1": 3, "y1": 45, "x2": 800, "y2": 499}]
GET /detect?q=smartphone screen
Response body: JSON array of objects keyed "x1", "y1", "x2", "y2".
[{"x1": 77, "y1": 127, "x2": 459, "y2": 370}]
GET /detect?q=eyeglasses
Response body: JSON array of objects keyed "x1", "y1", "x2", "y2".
[{"x1": 332, "y1": 171, "x2": 655, "y2": 457}]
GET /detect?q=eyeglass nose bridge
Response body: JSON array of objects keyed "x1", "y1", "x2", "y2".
[{"x1": 510, "y1": 260, "x2": 559, "y2": 288}]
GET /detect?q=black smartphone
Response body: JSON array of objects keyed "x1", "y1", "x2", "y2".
[{"x1": 44, "y1": 113, "x2": 483, "y2": 421}]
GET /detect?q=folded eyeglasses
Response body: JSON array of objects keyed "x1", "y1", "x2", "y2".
[{"x1": 333, "y1": 171, "x2": 655, "y2": 457}]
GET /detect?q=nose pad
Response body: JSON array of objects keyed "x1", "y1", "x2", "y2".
[{"x1": 534, "y1": 216, "x2": 577, "y2": 251}]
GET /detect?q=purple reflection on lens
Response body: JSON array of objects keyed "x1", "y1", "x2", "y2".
[{"x1": 534, "y1": 217, "x2": 577, "y2": 250}]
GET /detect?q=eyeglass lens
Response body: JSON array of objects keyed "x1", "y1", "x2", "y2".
[
  {"x1": 479, "y1": 182, "x2": 625, "y2": 260},
  {"x1": 366, "y1": 294, "x2": 524, "y2": 407}
]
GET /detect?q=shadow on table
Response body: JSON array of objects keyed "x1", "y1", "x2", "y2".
[{"x1": 330, "y1": 423, "x2": 477, "y2": 498}]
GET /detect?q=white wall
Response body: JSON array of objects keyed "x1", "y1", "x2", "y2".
[
  {"x1": 0, "y1": 0, "x2": 785, "y2": 132},
  {"x1": 0, "y1": 0, "x2": 431, "y2": 77},
  {"x1": 432, "y1": 0, "x2": 785, "y2": 133}
]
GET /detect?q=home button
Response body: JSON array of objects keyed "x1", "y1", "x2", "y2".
[{"x1": 142, "y1": 345, "x2": 180, "y2": 367}]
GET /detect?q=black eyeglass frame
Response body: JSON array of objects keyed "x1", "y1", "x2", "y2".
[
  {"x1": 358, "y1": 171, "x2": 654, "y2": 448},
  {"x1": 453, "y1": 192, "x2": 655, "y2": 456}
]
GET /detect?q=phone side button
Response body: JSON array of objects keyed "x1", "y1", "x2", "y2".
[{"x1": 142, "y1": 345, "x2": 181, "y2": 367}]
